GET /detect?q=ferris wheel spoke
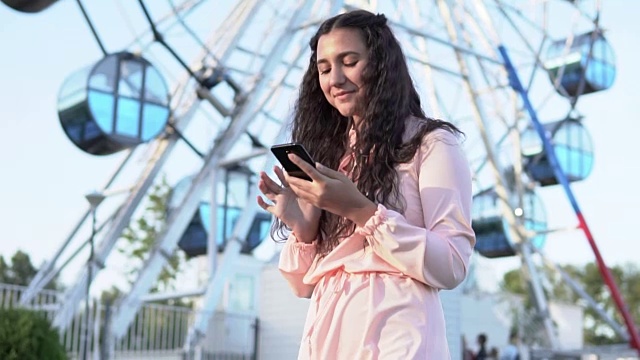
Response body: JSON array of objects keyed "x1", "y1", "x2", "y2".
[{"x1": 7, "y1": 0, "x2": 635, "y2": 355}]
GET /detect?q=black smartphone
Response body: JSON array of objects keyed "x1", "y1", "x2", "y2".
[{"x1": 270, "y1": 143, "x2": 316, "y2": 181}]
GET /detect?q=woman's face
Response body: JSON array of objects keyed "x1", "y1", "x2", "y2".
[{"x1": 316, "y1": 27, "x2": 369, "y2": 123}]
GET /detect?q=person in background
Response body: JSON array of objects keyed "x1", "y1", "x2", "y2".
[
  {"x1": 463, "y1": 335, "x2": 475, "y2": 360},
  {"x1": 499, "y1": 331, "x2": 520, "y2": 360},
  {"x1": 474, "y1": 333, "x2": 488, "y2": 360},
  {"x1": 257, "y1": 9, "x2": 475, "y2": 359},
  {"x1": 489, "y1": 346, "x2": 499, "y2": 359}
]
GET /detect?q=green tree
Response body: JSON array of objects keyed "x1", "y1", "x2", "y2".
[
  {"x1": 0, "y1": 256, "x2": 9, "y2": 283},
  {"x1": 99, "y1": 285, "x2": 123, "y2": 305},
  {"x1": 118, "y1": 175, "x2": 186, "y2": 298},
  {"x1": 620, "y1": 264, "x2": 640, "y2": 321},
  {"x1": 0, "y1": 250, "x2": 38, "y2": 286},
  {"x1": 112, "y1": 178, "x2": 191, "y2": 350},
  {"x1": 0, "y1": 251, "x2": 60, "y2": 290},
  {"x1": 8, "y1": 251, "x2": 37, "y2": 286},
  {"x1": 0, "y1": 308, "x2": 68, "y2": 360},
  {"x1": 548, "y1": 264, "x2": 581, "y2": 303},
  {"x1": 500, "y1": 267, "x2": 549, "y2": 345},
  {"x1": 500, "y1": 262, "x2": 640, "y2": 346},
  {"x1": 576, "y1": 263, "x2": 640, "y2": 345},
  {"x1": 501, "y1": 268, "x2": 528, "y2": 296}
]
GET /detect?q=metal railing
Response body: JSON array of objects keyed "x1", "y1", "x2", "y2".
[{"x1": 0, "y1": 283, "x2": 256, "y2": 359}]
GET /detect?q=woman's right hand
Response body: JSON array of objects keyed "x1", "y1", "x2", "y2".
[{"x1": 256, "y1": 166, "x2": 320, "y2": 243}]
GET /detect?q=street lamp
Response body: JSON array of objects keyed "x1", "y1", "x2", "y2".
[{"x1": 82, "y1": 191, "x2": 105, "y2": 360}]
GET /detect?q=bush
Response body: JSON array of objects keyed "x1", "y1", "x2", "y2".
[{"x1": 0, "y1": 308, "x2": 67, "y2": 360}]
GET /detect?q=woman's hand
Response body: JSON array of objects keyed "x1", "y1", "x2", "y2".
[
  {"x1": 257, "y1": 166, "x2": 320, "y2": 242},
  {"x1": 285, "y1": 154, "x2": 377, "y2": 227}
]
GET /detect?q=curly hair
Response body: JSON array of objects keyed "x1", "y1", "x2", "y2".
[{"x1": 274, "y1": 10, "x2": 461, "y2": 256}]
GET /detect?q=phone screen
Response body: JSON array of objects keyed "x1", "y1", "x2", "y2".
[{"x1": 270, "y1": 143, "x2": 316, "y2": 181}]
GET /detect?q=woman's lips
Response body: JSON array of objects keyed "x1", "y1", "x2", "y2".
[{"x1": 334, "y1": 91, "x2": 354, "y2": 100}]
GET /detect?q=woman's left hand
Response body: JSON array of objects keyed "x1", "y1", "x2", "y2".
[{"x1": 285, "y1": 153, "x2": 377, "y2": 227}]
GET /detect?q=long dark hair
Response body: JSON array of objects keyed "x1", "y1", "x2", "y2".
[{"x1": 276, "y1": 10, "x2": 460, "y2": 256}]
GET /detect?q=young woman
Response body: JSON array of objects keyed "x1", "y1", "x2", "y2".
[{"x1": 257, "y1": 9, "x2": 475, "y2": 359}]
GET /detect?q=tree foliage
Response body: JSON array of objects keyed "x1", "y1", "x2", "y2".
[
  {"x1": 0, "y1": 256, "x2": 9, "y2": 284},
  {"x1": 8, "y1": 251, "x2": 36, "y2": 286},
  {"x1": 0, "y1": 251, "x2": 59, "y2": 290},
  {"x1": 500, "y1": 262, "x2": 640, "y2": 345},
  {"x1": 108, "y1": 177, "x2": 192, "y2": 347},
  {"x1": 117, "y1": 175, "x2": 187, "y2": 302},
  {"x1": 501, "y1": 268, "x2": 527, "y2": 296},
  {"x1": 0, "y1": 308, "x2": 68, "y2": 360}
]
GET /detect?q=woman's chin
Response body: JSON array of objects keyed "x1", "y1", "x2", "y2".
[{"x1": 337, "y1": 107, "x2": 356, "y2": 118}]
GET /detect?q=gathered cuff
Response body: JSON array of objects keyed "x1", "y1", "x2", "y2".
[
  {"x1": 355, "y1": 203, "x2": 387, "y2": 236},
  {"x1": 288, "y1": 232, "x2": 317, "y2": 252},
  {"x1": 279, "y1": 233, "x2": 317, "y2": 275}
]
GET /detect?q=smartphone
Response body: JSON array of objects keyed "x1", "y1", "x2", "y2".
[{"x1": 271, "y1": 143, "x2": 316, "y2": 181}]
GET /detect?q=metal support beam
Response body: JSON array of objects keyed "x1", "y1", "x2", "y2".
[
  {"x1": 537, "y1": 250, "x2": 629, "y2": 340},
  {"x1": 499, "y1": 45, "x2": 640, "y2": 354},
  {"x1": 107, "y1": 0, "x2": 317, "y2": 340},
  {"x1": 519, "y1": 242, "x2": 560, "y2": 348},
  {"x1": 50, "y1": 0, "x2": 262, "y2": 334},
  {"x1": 53, "y1": 131, "x2": 182, "y2": 330},
  {"x1": 435, "y1": 0, "x2": 559, "y2": 346},
  {"x1": 20, "y1": 150, "x2": 133, "y2": 306}
]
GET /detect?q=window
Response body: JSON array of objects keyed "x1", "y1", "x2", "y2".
[{"x1": 227, "y1": 274, "x2": 255, "y2": 313}]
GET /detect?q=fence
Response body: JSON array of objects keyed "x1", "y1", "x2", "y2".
[
  {"x1": 0, "y1": 283, "x2": 257, "y2": 359},
  {"x1": 530, "y1": 345, "x2": 640, "y2": 360}
]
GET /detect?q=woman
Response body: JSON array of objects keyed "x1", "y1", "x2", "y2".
[{"x1": 257, "y1": 9, "x2": 475, "y2": 359}]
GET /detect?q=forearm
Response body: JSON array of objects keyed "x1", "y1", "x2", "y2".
[
  {"x1": 289, "y1": 203, "x2": 322, "y2": 243},
  {"x1": 357, "y1": 204, "x2": 474, "y2": 289},
  {"x1": 278, "y1": 234, "x2": 317, "y2": 298},
  {"x1": 345, "y1": 198, "x2": 378, "y2": 227}
]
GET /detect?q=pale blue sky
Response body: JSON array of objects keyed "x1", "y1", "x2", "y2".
[{"x1": 0, "y1": 1, "x2": 638, "y2": 291}]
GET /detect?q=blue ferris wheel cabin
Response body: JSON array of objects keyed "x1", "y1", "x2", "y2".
[{"x1": 57, "y1": 52, "x2": 171, "y2": 155}]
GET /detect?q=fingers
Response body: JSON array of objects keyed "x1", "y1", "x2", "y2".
[
  {"x1": 288, "y1": 153, "x2": 322, "y2": 182},
  {"x1": 259, "y1": 171, "x2": 283, "y2": 195},
  {"x1": 273, "y1": 166, "x2": 289, "y2": 187},
  {"x1": 313, "y1": 161, "x2": 342, "y2": 178},
  {"x1": 256, "y1": 195, "x2": 272, "y2": 212},
  {"x1": 288, "y1": 153, "x2": 344, "y2": 181}
]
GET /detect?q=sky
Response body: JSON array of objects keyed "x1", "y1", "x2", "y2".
[{"x1": 0, "y1": 1, "x2": 639, "y2": 294}]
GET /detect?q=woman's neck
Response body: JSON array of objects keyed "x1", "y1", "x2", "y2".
[{"x1": 352, "y1": 115, "x2": 363, "y2": 130}]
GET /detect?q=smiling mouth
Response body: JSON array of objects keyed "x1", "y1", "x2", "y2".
[{"x1": 334, "y1": 91, "x2": 353, "y2": 99}]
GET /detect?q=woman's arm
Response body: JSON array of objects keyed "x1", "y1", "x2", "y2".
[
  {"x1": 357, "y1": 130, "x2": 475, "y2": 289},
  {"x1": 278, "y1": 233, "x2": 317, "y2": 298},
  {"x1": 258, "y1": 166, "x2": 321, "y2": 297},
  {"x1": 257, "y1": 167, "x2": 321, "y2": 243}
]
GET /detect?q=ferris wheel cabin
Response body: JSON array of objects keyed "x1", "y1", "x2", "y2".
[
  {"x1": 0, "y1": 0, "x2": 56, "y2": 13},
  {"x1": 168, "y1": 170, "x2": 271, "y2": 258},
  {"x1": 57, "y1": 52, "x2": 170, "y2": 155},
  {"x1": 471, "y1": 189, "x2": 547, "y2": 258},
  {"x1": 544, "y1": 30, "x2": 616, "y2": 98},
  {"x1": 521, "y1": 118, "x2": 594, "y2": 187}
]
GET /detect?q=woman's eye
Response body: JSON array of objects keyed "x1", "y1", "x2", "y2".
[
  {"x1": 319, "y1": 68, "x2": 330, "y2": 75},
  {"x1": 344, "y1": 61, "x2": 357, "y2": 67}
]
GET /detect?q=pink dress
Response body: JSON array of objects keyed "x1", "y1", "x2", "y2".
[{"x1": 279, "y1": 128, "x2": 475, "y2": 359}]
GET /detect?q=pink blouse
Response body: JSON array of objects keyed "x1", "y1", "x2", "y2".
[{"x1": 279, "y1": 128, "x2": 475, "y2": 359}]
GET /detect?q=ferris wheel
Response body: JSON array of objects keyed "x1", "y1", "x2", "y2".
[{"x1": 4, "y1": 0, "x2": 637, "y2": 356}]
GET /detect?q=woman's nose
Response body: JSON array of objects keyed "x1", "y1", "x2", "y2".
[{"x1": 329, "y1": 67, "x2": 346, "y2": 87}]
